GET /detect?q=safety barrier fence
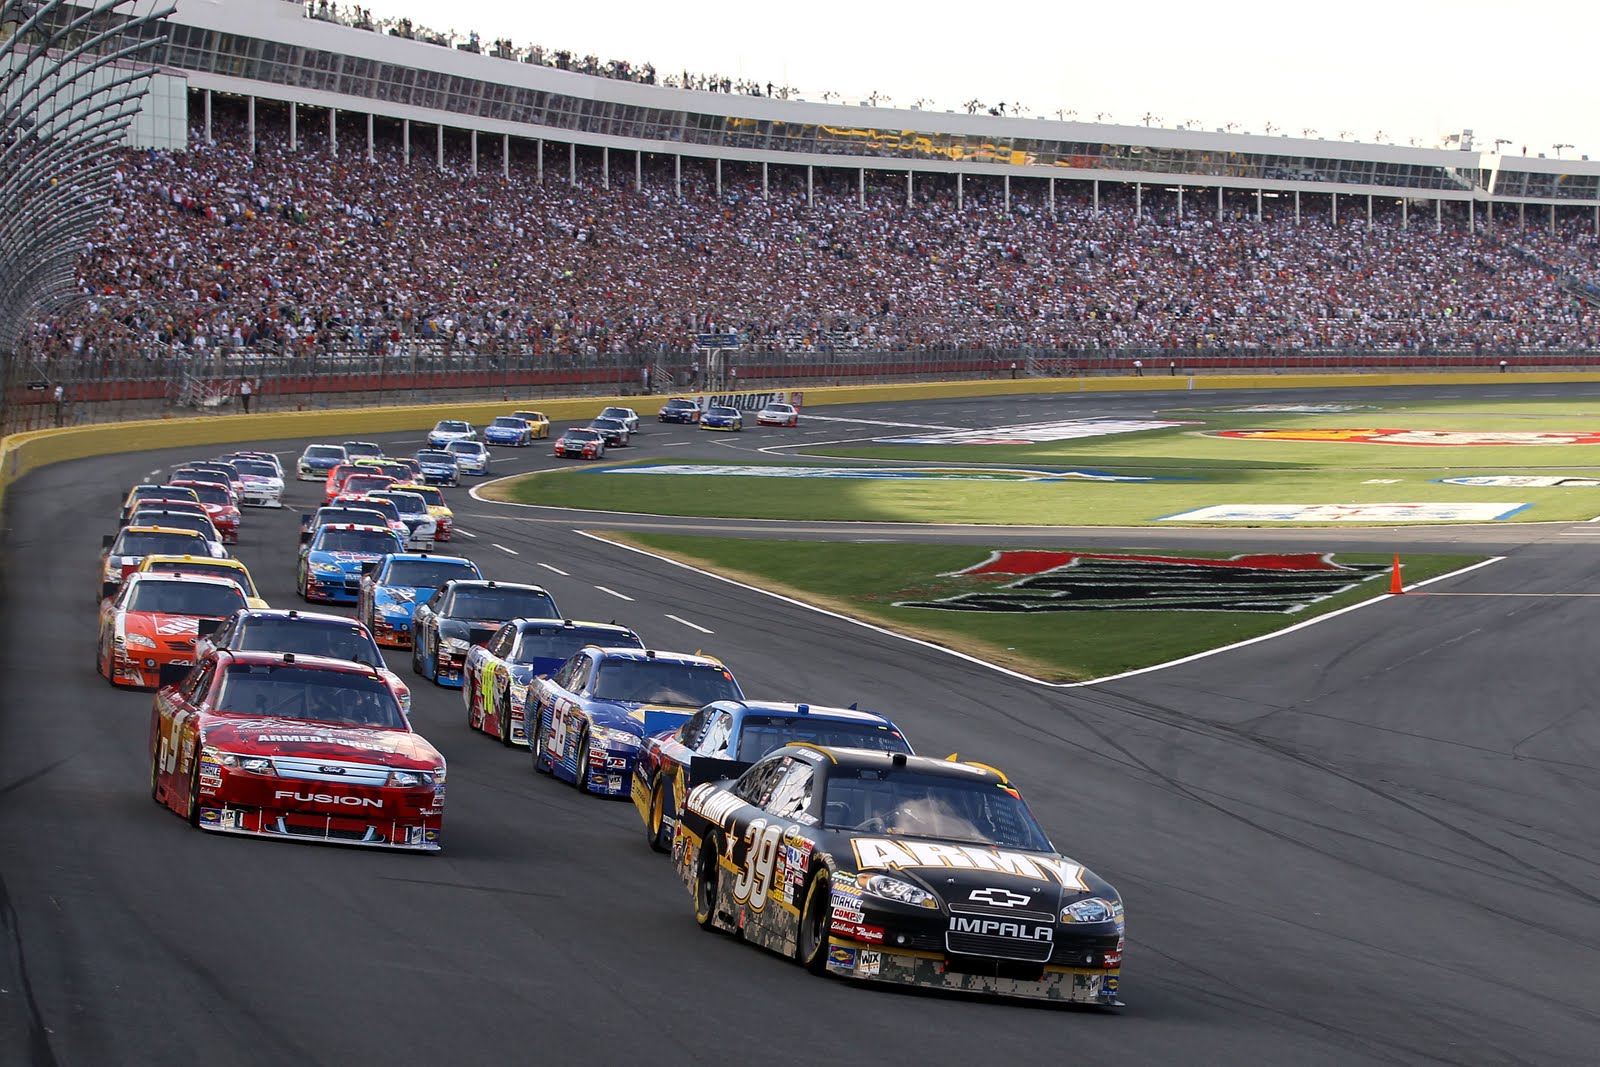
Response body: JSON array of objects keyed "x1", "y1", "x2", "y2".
[{"x1": 6, "y1": 344, "x2": 1596, "y2": 434}]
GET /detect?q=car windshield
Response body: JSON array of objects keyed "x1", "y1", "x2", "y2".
[
  {"x1": 591, "y1": 418, "x2": 623, "y2": 430},
  {"x1": 601, "y1": 408, "x2": 631, "y2": 419},
  {"x1": 446, "y1": 441, "x2": 484, "y2": 456},
  {"x1": 194, "y1": 464, "x2": 238, "y2": 479},
  {"x1": 128, "y1": 580, "x2": 246, "y2": 616},
  {"x1": 709, "y1": 407, "x2": 739, "y2": 417},
  {"x1": 449, "y1": 587, "x2": 558, "y2": 621},
  {"x1": 665, "y1": 400, "x2": 693, "y2": 409},
  {"x1": 345, "y1": 498, "x2": 400, "y2": 521},
  {"x1": 512, "y1": 628, "x2": 642, "y2": 665},
  {"x1": 767, "y1": 405, "x2": 795, "y2": 414},
  {"x1": 386, "y1": 559, "x2": 479, "y2": 587},
  {"x1": 401, "y1": 486, "x2": 444, "y2": 507},
  {"x1": 343, "y1": 442, "x2": 382, "y2": 457},
  {"x1": 236, "y1": 618, "x2": 382, "y2": 668},
  {"x1": 372, "y1": 493, "x2": 426, "y2": 516},
  {"x1": 491, "y1": 418, "x2": 524, "y2": 429},
  {"x1": 822, "y1": 769, "x2": 1053, "y2": 850},
  {"x1": 436, "y1": 422, "x2": 470, "y2": 433},
  {"x1": 343, "y1": 476, "x2": 394, "y2": 493},
  {"x1": 590, "y1": 660, "x2": 741, "y2": 706},
  {"x1": 316, "y1": 529, "x2": 399, "y2": 554},
  {"x1": 215, "y1": 663, "x2": 404, "y2": 727},
  {"x1": 133, "y1": 503, "x2": 207, "y2": 520},
  {"x1": 135, "y1": 514, "x2": 213, "y2": 539},
  {"x1": 134, "y1": 486, "x2": 197, "y2": 504},
  {"x1": 234, "y1": 460, "x2": 277, "y2": 478},
  {"x1": 305, "y1": 446, "x2": 344, "y2": 460},
  {"x1": 320, "y1": 508, "x2": 388, "y2": 528},
  {"x1": 415, "y1": 450, "x2": 455, "y2": 464},
  {"x1": 515, "y1": 412, "x2": 544, "y2": 422},
  {"x1": 115, "y1": 530, "x2": 208, "y2": 556},
  {"x1": 564, "y1": 429, "x2": 600, "y2": 442},
  {"x1": 144, "y1": 562, "x2": 257, "y2": 596},
  {"x1": 184, "y1": 484, "x2": 231, "y2": 505},
  {"x1": 736, "y1": 716, "x2": 911, "y2": 763}
]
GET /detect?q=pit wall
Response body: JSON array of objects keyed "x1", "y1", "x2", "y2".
[{"x1": 7, "y1": 370, "x2": 1600, "y2": 505}]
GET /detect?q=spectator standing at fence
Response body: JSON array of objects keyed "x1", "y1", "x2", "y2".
[
  {"x1": 1009, "y1": 361, "x2": 1018, "y2": 379},
  {"x1": 53, "y1": 383, "x2": 65, "y2": 426},
  {"x1": 641, "y1": 364, "x2": 650, "y2": 393},
  {"x1": 1169, "y1": 361, "x2": 1178, "y2": 376},
  {"x1": 239, "y1": 377, "x2": 253, "y2": 413},
  {"x1": 1499, "y1": 359, "x2": 1509, "y2": 373},
  {"x1": 1133, "y1": 359, "x2": 1144, "y2": 377}
]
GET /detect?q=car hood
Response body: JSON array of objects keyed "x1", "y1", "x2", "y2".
[
  {"x1": 120, "y1": 611, "x2": 202, "y2": 640},
  {"x1": 197, "y1": 715, "x2": 441, "y2": 767},
  {"x1": 585, "y1": 699, "x2": 697, "y2": 736},
  {"x1": 375, "y1": 585, "x2": 434, "y2": 612},
  {"x1": 312, "y1": 550, "x2": 387, "y2": 570},
  {"x1": 845, "y1": 836, "x2": 1116, "y2": 904}
]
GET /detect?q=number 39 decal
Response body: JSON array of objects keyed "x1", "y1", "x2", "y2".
[{"x1": 732, "y1": 819, "x2": 782, "y2": 911}]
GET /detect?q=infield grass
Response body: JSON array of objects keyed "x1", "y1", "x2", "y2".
[
  {"x1": 484, "y1": 398, "x2": 1600, "y2": 525},
  {"x1": 605, "y1": 533, "x2": 1481, "y2": 682}
]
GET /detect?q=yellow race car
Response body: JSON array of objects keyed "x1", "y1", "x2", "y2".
[
  {"x1": 511, "y1": 411, "x2": 551, "y2": 439},
  {"x1": 390, "y1": 482, "x2": 455, "y2": 542},
  {"x1": 136, "y1": 554, "x2": 270, "y2": 609}
]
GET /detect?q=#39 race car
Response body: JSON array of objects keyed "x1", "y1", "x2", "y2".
[
  {"x1": 462, "y1": 620, "x2": 642, "y2": 746},
  {"x1": 657, "y1": 397, "x2": 701, "y2": 424},
  {"x1": 529, "y1": 647, "x2": 744, "y2": 796},
  {"x1": 98, "y1": 572, "x2": 249, "y2": 688},
  {"x1": 410, "y1": 579, "x2": 560, "y2": 688},
  {"x1": 633, "y1": 700, "x2": 912, "y2": 853},
  {"x1": 148, "y1": 649, "x2": 445, "y2": 850},
  {"x1": 675, "y1": 747, "x2": 1126, "y2": 1005},
  {"x1": 552, "y1": 428, "x2": 606, "y2": 460},
  {"x1": 357, "y1": 553, "x2": 483, "y2": 650}
]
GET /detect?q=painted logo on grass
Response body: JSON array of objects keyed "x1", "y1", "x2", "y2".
[
  {"x1": 1158, "y1": 503, "x2": 1528, "y2": 522},
  {"x1": 1173, "y1": 404, "x2": 1378, "y2": 414},
  {"x1": 1212, "y1": 428, "x2": 1600, "y2": 446},
  {"x1": 1440, "y1": 475, "x2": 1600, "y2": 488},
  {"x1": 878, "y1": 419, "x2": 1196, "y2": 445},
  {"x1": 895, "y1": 551, "x2": 1387, "y2": 614},
  {"x1": 595, "y1": 464, "x2": 1168, "y2": 482}
]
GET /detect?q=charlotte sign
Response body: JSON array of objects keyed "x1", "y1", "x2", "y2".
[
  {"x1": 895, "y1": 551, "x2": 1388, "y2": 614},
  {"x1": 686, "y1": 390, "x2": 803, "y2": 413}
]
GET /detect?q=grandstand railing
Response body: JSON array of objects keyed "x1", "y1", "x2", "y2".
[{"x1": 5, "y1": 344, "x2": 1595, "y2": 435}]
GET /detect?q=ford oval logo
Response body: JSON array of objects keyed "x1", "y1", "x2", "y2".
[{"x1": 319, "y1": 765, "x2": 347, "y2": 775}]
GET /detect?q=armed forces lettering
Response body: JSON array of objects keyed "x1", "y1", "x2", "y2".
[{"x1": 895, "y1": 551, "x2": 1388, "y2": 614}]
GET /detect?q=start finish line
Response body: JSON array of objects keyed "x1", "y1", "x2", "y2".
[{"x1": 595, "y1": 464, "x2": 1163, "y2": 482}]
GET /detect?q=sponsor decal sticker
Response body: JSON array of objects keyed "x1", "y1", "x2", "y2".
[
  {"x1": 596, "y1": 464, "x2": 1165, "y2": 482},
  {"x1": 850, "y1": 839, "x2": 1089, "y2": 890},
  {"x1": 859, "y1": 950, "x2": 882, "y2": 977},
  {"x1": 878, "y1": 419, "x2": 1196, "y2": 445},
  {"x1": 1213, "y1": 428, "x2": 1600, "y2": 446},
  {"x1": 199, "y1": 808, "x2": 222, "y2": 825},
  {"x1": 828, "y1": 945, "x2": 858, "y2": 969},
  {"x1": 1441, "y1": 475, "x2": 1600, "y2": 488},
  {"x1": 1102, "y1": 975, "x2": 1119, "y2": 997},
  {"x1": 1160, "y1": 503, "x2": 1528, "y2": 523},
  {"x1": 830, "y1": 919, "x2": 886, "y2": 943},
  {"x1": 896, "y1": 551, "x2": 1388, "y2": 614}
]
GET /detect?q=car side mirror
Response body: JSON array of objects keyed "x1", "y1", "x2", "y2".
[
  {"x1": 196, "y1": 618, "x2": 223, "y2": 637},
  {"x1": 102, "y1": 534, "x2": 114, "y2": 549},
  {"x1": 361, "y1": 561, "x2": 379, "y2": 576},
  {"x1": 100, "y1": 581, "x2": 118, "y2": 601}
]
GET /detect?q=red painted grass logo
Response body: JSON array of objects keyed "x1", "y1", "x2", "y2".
[{"x1": 894, "y1": 551, "x2": 1387, "y2": 613}]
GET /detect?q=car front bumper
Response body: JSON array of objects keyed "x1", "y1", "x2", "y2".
[{"x1": 823, "y1": 940, "x2": 1121, "y2": 1004}]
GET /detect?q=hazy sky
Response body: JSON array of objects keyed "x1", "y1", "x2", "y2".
[{"x1": 354, "y1": 0, "x2": 1599, "y2": 159}]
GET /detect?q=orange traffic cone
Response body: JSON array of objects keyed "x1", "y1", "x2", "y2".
[{"x1": 1389, "y1": 554, "x2": 1404, "y2": 595}]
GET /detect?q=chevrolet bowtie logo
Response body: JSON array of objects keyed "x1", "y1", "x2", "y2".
[{"x1": 968, "y1": 888, "x2": 1030, "y2": 907}]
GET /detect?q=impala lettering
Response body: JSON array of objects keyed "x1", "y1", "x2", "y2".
[
  {"x1": 949, "y1": 917, "x2": 1053, "y2": 942},
  {"x1": 274, "y1": 791, "x2": 383, "y2": 808}
]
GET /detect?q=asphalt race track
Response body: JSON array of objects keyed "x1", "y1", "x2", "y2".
[{"x1": 3, "y1": 383, "x2": 1598, "y2": 1066}]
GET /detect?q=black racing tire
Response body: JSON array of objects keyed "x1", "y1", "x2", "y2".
[
  {"x1": 573, "y1": 729, "x2": 592, "y2": 794},
  {"x1": 429, "y1": 638, "x2": 443, "y2": 686},
  {"x1": 694, "y1": 834, "x2": 722, "y2": 930},
  {"x1": 796, "y1": 867, "x2": 832, "y2": 974},
  {"x1": 411, "y1": 635, "x2": 424, "y2": 676},
  {"x1": 149, "y1": 742, "x2": 161, "y2": 802},
  {"x1": 297, "y1": 562, "x2": 310, "y2": 601},
  {"x1": 646, "y1": 777, "x2": 671, "y2": 853},
  {"x1": 99, "y1": 633, "x2": 117, "y2": 687},
  {"x1": 464, "y1": 673, "x2": 478, "y2": 729},
  {"x1": 185, "y1": 753, "x2": 202, "y2": 828},
  {"x1": 497, "y1": 683, "x2": 513, "y2": 746},
  {"x1": 531, "y1": 709, "x2": 552, "y2": 774}
]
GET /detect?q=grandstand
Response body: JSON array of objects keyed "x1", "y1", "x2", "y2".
[{"x1": 13, "y1": 0, "x2": 1600, "y2": 427}]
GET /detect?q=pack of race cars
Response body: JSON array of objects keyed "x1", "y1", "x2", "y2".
[{"x1": 95, "y1": 397, "x2": 1123, "y2": 1007}]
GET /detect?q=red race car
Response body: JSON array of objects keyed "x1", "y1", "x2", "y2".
[
  {"x1": 98, "y1": 572, "x2": 250, "y2": 688},
  {"x1": 149, "y1": 649, "x2": 447, "y2": 851}
]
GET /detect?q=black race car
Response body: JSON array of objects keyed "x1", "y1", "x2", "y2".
[
  {"x1": 674, "y1": 746, "x2": 1124, "y2": 1005},
  {"x1": 588, "y1": 416, "x2": 631, "y2": 447},
  {"x1": 657, "y1": 397, "x2": 701, "y2": 424}
]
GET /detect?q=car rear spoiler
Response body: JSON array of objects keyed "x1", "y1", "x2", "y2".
[
  {"x1": 157, "y1": 662, "x2": 195, "y2": 689},
  {"x1": 686, "y1": 755, "x2": 752, "y2": 788}
]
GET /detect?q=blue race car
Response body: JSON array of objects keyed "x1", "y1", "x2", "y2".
[
  {"x1": 700, "y1": 404, "x2": 743, "y2": 431},
  {"x1": 412, "y1": 449, "x2": 460, "y2": 487},
  {"x1": 483, "y1": 416, "x2": 533, "y2": 447},
  {"x1": 297, "y1": 523, "x2": 403, "y2": 604},
  {"x1": 357, "y1": 552, "x2": 482, "y2": 650},
  {"x1": 295, "y1": 443, "x2": 348, "y2": 481},
  {"x1": 529, "y1": 648, "x2": 744, "y2": 796},
  {"x1": 630, "y1": 699, "x2": 914, "y2": 852},
  {"x1": 657, "y1": 397, "x2": 702, "y2": 424},
  {"x1": 462, "y1": 619, "x2": 644, "y2": 745},
  {"x1": 411, "y1": 579, "x2": 562, "y2": 688}
]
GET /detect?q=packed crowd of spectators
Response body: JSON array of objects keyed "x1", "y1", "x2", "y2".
[{"x1": 32, "y1": 103, "x2": 1600, "y2": 366}]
